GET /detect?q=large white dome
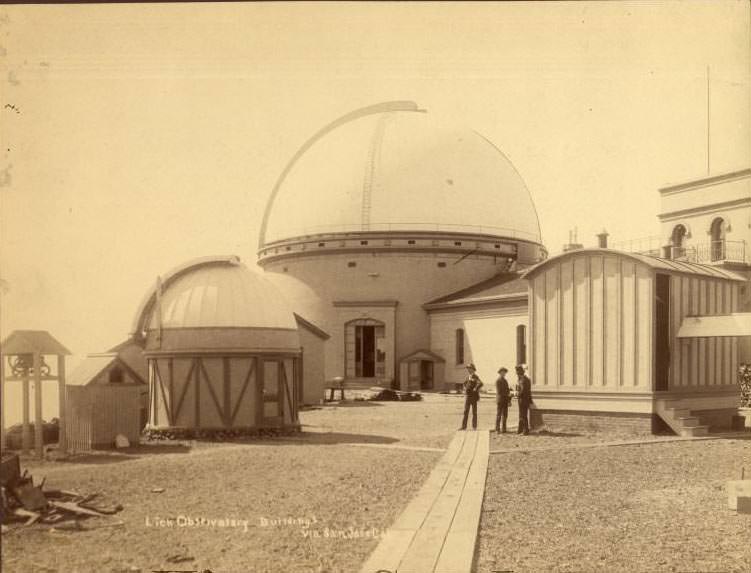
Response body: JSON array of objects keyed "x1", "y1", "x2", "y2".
[{"x1": 260, "y1": 102, "x2": 542, "y2": 246}]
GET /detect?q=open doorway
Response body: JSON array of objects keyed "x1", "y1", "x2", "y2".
[
  {"x1": 355, "y1": 325, "x2": 376, "y2": 377},
  {"x1": 346, "y1": 319, "x2": 386, "y2": 379}
]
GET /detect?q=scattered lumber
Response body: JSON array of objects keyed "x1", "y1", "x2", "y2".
[{"x1": 0, "y1": 453, "x2": 124, "y2": 533}]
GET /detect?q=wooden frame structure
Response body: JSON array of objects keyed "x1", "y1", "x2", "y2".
[
  {"x1": 1, "y1": 330, "x2": 70, "y2": 457},
  {"x1": 146, "y1": 352, "x2": 300, "y2": 430}
]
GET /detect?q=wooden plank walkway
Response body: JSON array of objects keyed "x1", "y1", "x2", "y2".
[{"x1": 360, "y1": 430, "x2": 490, "y2": 573}]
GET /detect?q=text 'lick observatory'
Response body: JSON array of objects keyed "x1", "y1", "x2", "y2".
[{"x1": 258, "y1": 101, "x2": 545, "y2": 387}]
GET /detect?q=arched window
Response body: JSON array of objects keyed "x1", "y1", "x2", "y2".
[
  {"x1": 710, "y1": 218, "x2": 725, "y2": 261},
  {"x1": 671, "y1": 225, "x2": 687, "y2": 259},
  {"x1": 455, "y1": 329, "x2": 465, "y2": 365},
  {"x1": 516, "y1": 324, "x2": 527, "y2": 365}
]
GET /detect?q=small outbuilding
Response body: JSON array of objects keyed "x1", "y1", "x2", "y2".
[
  {"x1": 523, "y1": 248, "x2": 746, "y2": 434},
  {"x1": 66, "y1": 353, "x2": 146, "y2": 450},
  {"x1": 131, "y1": 256, "x2": 302, "y2": 435},
  {"x1": 398, "y1": 349, "x2": 446, "y2": 392}
]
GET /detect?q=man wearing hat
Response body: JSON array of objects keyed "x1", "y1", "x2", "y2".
[
  {"x1": 459, "y1": 363, "x2": 483, "y2": 430},
  {"x1": 494, "y1": 367, "x2": 511, "y2": 433},
  {"x1": 515, "y1": 365, "x2": 533, "y2": 435}
]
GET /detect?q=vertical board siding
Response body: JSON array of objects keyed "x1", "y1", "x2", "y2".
[
  {"x1": 545, "y1": 265, "x2": 560, "y2": 386},
  {"x1": 604, "y1": 257, "x2": 620, "y2": 388},
  {"x1": 534, "y1": 274, "x2": 547, "y2": 385},
  {"x1": 562, "y1": 260, "x2": 574, "y2": 387},
  {"x1": 528, "y1": 279, "x2": 535, "y2": 382},
  {"x1": 690, "y1": 278, "x2": 700, "y2": 386},
  {"x1": 715, "y1": 281, "x2": 724, "y2": 385},
  {"x1": 621, "y1": 262, "x2": 636, "y2": 387},
  {"x1": 699, "y1": 280, "x2": 708, "y2": 386},
  {"x1": 67, "y1": 385, "x2": 141, "y2": 450},
  {"x1": 574, "y1": 257, "x2": 589, "y2": 387},
  {"x1": 723, "y1": 283, "x2": 733, "y2": 384},
  {"x1": 636, "y1": 265, "x2": 652, "y2": 388},
  {"x1": 670, "y1": 275, "x2": 682, "y2": 388},
  {"x1": 707, "y1": 281, "x2": 716, "y2": 386},
  {"x1": 591, "y1": 257, "x2": 604, "y2": 386},
  {"x1": 681, "y1": 279, "x2": 690, "y2": 387}
]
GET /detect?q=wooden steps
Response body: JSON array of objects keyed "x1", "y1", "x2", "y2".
[{"x1": 656, "y1": 399, "x2": 710, "y2": 437}]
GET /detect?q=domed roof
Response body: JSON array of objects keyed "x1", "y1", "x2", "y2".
[
  {"x1": 260, "y1": 101, "x2": 542, "y2": 246},
  {"x1": 131, "y1": 256, "x2": 299, "y2": 352}
]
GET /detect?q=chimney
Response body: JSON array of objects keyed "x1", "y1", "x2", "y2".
[
  {"x1": 562, "y1": 227, "x2": 584, "y2": 252},
  {"x1": 596, "y1": 229, "x2": 609, "y2": 249},
  {"x1": 661, "y1": 245, "x2": 672, "y2": 259}
]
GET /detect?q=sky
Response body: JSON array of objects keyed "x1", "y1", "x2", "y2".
[{"x1": 1, "y1": 0, "x2": 749, "y2": 375}]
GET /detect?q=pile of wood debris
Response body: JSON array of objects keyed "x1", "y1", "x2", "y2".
[{"x1": 1, "y1": 452, "x2": 124, "y2": 533}]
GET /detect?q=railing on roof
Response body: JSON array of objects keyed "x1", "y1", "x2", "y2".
[
  {"x1": 612, "y1": 237, "x2": 747, "y2": 265},
  {"x1": 610, "y1": 235, "x2": 663, "y2": 257}
]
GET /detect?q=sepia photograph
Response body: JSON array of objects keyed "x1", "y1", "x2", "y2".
[{"x1": 0, "y1": 2, "x2": 749, "y2": 572}]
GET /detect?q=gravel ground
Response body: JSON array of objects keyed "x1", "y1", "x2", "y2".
[
  {"x1": 298, "y1": 393, "x2": 476, "y2": 450},
  {"x1": 477, "y1": 436, "x2": 751, "y2": 573},
  {"x1": 3, "y1": 439, "x2": 439, "y2": 572}
]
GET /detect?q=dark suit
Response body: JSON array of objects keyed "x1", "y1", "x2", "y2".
[
  {"x1": 495, "y1": 376, "x2": 511, "y2": 432},
  {"x1": 516, "y1": 375, "x2": 533, "y2": 434},
  {"x1": 461, "y1": 374, "x2": 483, "y2": 430}
]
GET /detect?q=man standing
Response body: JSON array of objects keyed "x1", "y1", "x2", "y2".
[
  {"x1": 459, "y1": 363, "x2": 483, "y2": 431},
  {"x1": 494, "y1": 367, "x2": 511, "y2": 433},
  {"x1": 515, "y1": 365, "x2": 533, "y2": 435}
]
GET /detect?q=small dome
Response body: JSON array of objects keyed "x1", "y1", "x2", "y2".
[
  {"x1": 132, "y1": 256, "x2": 299, "y2": 352},
  {"x1": 261, "y1": 102, "x2": 542, "y2": 246}
]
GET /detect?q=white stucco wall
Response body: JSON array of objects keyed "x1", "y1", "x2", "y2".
[{"x1": 428, "y1": 302, "x2": 528, "y2": 391}]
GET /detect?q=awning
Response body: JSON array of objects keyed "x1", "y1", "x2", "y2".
[{"x1": 677, "y1": 313, "x2": 751, "y2": 338}]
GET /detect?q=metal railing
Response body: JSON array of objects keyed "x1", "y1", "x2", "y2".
[
  {"x1": 614, "y1": 237, "x2": 747, "y2": 265},
  {"x1": 692, "y1": 240, "x2": 746, "y2": 264}
]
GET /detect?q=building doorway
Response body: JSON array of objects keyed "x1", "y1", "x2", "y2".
[
  {"x1": 710, "y1": 218, "x2": 725, "y2": 261},
  {"x1": 356, "y1": 325, "x2": 376, "y2": 377},
  {"x1": 345, "y1": 318, "x2": 386, "y2": 379},
  {"x1": 420, "y1": 360, "x2": 434, "y2": 390}
]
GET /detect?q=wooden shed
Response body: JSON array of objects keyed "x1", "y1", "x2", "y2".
[
  {"x1": 66, "y1": 353, "x2": 146, "y2": 450},
  {"x1": 523, "y1": 248, "x2": 746, "y2": 435},
  {"x1": 131, "y1": 256, "x2": 302, "y2": 435},
  {"x1": 398, "y1": 349, "x2": 446, "y2": 392}
]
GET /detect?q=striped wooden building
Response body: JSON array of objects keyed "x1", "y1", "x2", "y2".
[
  {"x1": 66, "y1": 353, "x2": 146, "y2": 450},
  {"x1": 131, "y1": 256, "x2": 302, "y2": 434},
  {"x1": 523, "y1": 248, "x2": 746, "y2": 435}
]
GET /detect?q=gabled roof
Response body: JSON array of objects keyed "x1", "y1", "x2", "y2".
[
  {"x1": 108, "y1": 337, "x2": 148, "y2": 383},
  {"x1": 67, "y1": 354, "x2": 146, "y2": 386},
  {"x1": 424, "y1": 273, "x2": 528, "y2": 311},
  {"x1": 521, "y1": 248, "x2": 747, "y2": 282},
  {"x1": 0, "y1": 330, "x2": 71, "y2": 356},
  {"x1": 399, "y1": 348, "x2": 446, "y2": 363}
]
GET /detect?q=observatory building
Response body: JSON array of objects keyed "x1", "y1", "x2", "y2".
[
  {"x1": 257, "y1": 101, "x2": 546, "y2": 390},
  {"x1": 132, "y1": 256, "x2": 303, "y2": 432}
]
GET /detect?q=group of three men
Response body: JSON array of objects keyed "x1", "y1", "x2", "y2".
[{"x1": 459, "y1": 363, "x2": 533, "y2": 434}]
